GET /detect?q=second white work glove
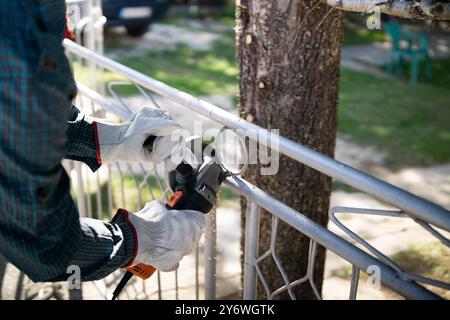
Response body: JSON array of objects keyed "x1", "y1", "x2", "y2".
[
  {"x1": 114, "y1": 200, "x2": 205, "y2": 272},
  {"x1": 94, "y1": 107, "x2": 183, "y2": 164}
]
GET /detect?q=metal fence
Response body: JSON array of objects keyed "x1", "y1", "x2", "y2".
[
  {"x1": 61, "y1": 35, "x2": 450, "y2": 299},
  {"x1": 0, "y1": 0, "x2": 448, "y2": 300}
]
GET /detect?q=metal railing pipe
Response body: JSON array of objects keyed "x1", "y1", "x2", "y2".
[{"x1": 63, "y1": 40, "x2": 450, "y2": 232}]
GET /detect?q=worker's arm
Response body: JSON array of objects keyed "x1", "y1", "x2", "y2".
[
  {"x1": 0, "y1": 1, "x2": 201, "y2": 283},
  {"x1": 65, "y1": 105, "x2": 182, "y2": 172},
  {"x1": 0, "y1": 1, "x2": 137, "y2": 282}
]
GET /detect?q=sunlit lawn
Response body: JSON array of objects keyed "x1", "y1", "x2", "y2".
[
  {"x1": 114, "y1": 31, "x2": 237, "y2": 97},
  {"x1": 339, "y1": 68, "x2": 450, "y2": 168}
]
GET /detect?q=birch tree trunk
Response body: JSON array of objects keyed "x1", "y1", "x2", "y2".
[{"x1": 237, "y1": 0, "x2": 344, "y2": 299}]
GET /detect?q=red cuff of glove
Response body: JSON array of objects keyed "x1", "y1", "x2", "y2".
[
  {"x1": 92, "y1": 122, "x2": 102, "y2": 165},
  {"x1": 111, "y1": 209, "x2": 138, "y2": 268},
  {"x1": 64, "y1": 14, "x2": 75, "y2": 41}
]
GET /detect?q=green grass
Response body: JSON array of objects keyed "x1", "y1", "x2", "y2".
[
  {"x1": 115, "y1": 34, "x2": 237, "y2": 97},
  {"x1": 71, "y1": 60, "x2": 139, "y2": 96},
  {"x1": 335, "y1": 243, "x2": 450, "y2": 282},
  {"x1": 381, "y1": 58, "x2": 450, "y2": 89},
  {"x1": 391, "y1": 243, "x2": 450, "y2": 284},
  {"x1": 339, "y1": 68, "x2": 450, "y2": 168},
  {"x1": 76, "y1": 23, "x2": 238, "y2": 97}
]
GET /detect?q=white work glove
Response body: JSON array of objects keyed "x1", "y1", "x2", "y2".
[
  {"x1": 115, "y1": 200, "x2": 205, "y2": 272},
  {"x1": 93, "y1": 107, "x2": 184, "y2": 165}
]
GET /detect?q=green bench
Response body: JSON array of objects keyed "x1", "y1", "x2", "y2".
[{"x1": 385, "y1": 22, "x2": 431, "y2": 85}]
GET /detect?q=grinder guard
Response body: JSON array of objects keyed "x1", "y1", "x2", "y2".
[{"x1": 167, "y1": 156, "x2": 227, "y2": 213}]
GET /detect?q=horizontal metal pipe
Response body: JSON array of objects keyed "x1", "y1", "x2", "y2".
[
  {"x1": 64, "y1": 39, "x2": 450, "y2": 231},
  {"x1": 224, "y1": 175, "x2": 441, "y2": 300}
]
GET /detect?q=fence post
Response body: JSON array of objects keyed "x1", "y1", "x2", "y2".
[
  {"x1": 204, "y1": 208, "x2": 217, "y2": 300},
  {"x1": 243, "y1": 201, "x2": 260, "y2": 300}
]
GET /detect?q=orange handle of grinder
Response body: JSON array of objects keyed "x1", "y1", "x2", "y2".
[{"x1": 127, "y1": 263, "x2": 156, "y2": 280}]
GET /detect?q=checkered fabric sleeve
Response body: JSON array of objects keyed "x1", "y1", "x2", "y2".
[
  {"x1": 65, "y1": 105, "x2": 101, "y2": 172},
  {"x1": 0, "y1": 0, "x2": 135, "y2": 282}
]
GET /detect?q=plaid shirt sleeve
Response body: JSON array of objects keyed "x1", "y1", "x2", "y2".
[
  {"x1": 0, "y1": 1, "x2": 135, "y2": 282},
  {"x1": 65, "y1": 105, "x2": 101, "y2": 172}
]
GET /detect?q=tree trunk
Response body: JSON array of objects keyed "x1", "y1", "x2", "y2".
[{"x1": 237, "y1": 0, "x2": 344, "y2": 299}]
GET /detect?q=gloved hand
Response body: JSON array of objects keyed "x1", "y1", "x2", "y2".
[
  {"x1": 114, "y1": 200, "x2": 205, "y2": 272},
  {"x1": 93, "y1": 107, "x2": 184, "y2": 165}
]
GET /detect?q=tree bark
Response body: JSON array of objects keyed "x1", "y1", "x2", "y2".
[{"x1": 237, "y1": 0, "x2": 344, "y2": 299}]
